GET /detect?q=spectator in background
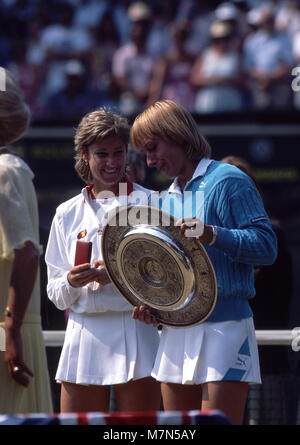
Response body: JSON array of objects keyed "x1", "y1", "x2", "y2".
[
  {"x1": 42, "y1": 60, "x2": 108, "y2": 122},
  {"x1": 245, "y1": 6, "x2": 265, "y2": 37},
  {"x1": 191, "y1": 20, "x2": 246, "y2": 113},
  {"x1": 214, "y1": 1, "x2": 248, "y2": 50},
  {"x1": 25, "y1": 3, "x2": 52, "y2": 68},
  {"x1": 184, "y1": 0, "x2": 215, "y2": 57},
  {"x1": 101, "y1": 0, "x2": 133, "y2": 46},
  {"x1": 90, "y1": 9, "x2": 121, "y2": 93},
  {"x1": 243, "y1": 5, "x2": 295, "y2": 110},
  {"x1": 73, "y1": 0, "x2": 107, "y2": 31},
  {"x1": 112, "y1": 2, "x2": 155, "y2": 115},
  {"x1": 275, "y1": 0, "x2": 300, "y2": 37},
  {"x1": 6, "y1": 38, "x2": 44, "y2": 119},
  {"x1": 38, "y1": 2, "x2": 92, "y2": 103},
  {"x1": 147, "y1": 23, "x2": 196, "y2": 111},
  {"x1": 145, "y1": 2, "x2": 178, "y2": 60}
]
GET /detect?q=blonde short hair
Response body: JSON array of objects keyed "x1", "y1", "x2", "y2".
[
  {"x1": 0, "y1": 69, "x2": 30, "y2": 145},
  {"x1": 74, "y1": 108, "x2": 130, "y2": 184},
  {"x1": 130, "y1": 100, "x2": 211, "y2": 162}
]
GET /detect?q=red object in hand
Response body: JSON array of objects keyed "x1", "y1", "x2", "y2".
[{"x1": 74, "y1": 241, "x2": 92, "y2": 266}]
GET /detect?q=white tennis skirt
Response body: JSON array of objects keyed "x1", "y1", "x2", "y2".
[
  {"x1": 56, "y1": 310, "x2": 160, "y2": 386},
  {"x1": 152, "y1": 317, "x2": 261, "y2": 385}
]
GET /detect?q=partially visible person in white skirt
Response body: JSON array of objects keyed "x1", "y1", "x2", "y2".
[
  {"x1": 45, "y1": 108, "x2": 161, "y2": 413},
  {"x1": 130, "y1": 100, "x2": 278, "y2": 425}
]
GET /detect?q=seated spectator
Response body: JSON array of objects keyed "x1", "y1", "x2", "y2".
[
  {"x1": 190, "y1": 20, "x2": 246, "y2": 113},
  {"x1": 275, "y1": 0, "x2": 300, "y2": 39},
  {"x1": 26, "y1": 5, "x2": 51, "y2": 68},
  {"x1": 38, "y1": 1, "x2": 93, "y2": 101},
  {"x1": 243, "y1": 6, "x2": 295, "y2": 110},
  {"x1": 6, "y1": 38, "x2": 44, "y2": 119},
  {"x1": 184, "y1": 0, "x2": 215, "y2": 57},
  {"x1": 245, "y1": 6, "x2": 265, "y2": 37},
  {"x1": 41, "y1": 60, "x2": 108, "y2": 122},
  {"x1": 111, "y1": 1, "x2": 175, "y2": 58},
  {"x1": 112, "y1": 2, "x2": 155, "y2": 115},
  {"x1": 73, "y1": 0, "x2": 107, "y2": 31},
  {"x1": 90, "y1": 9, "x2": 121, "y2": 91},
  {"x1": 146, "y1": 2, "x2": 178, "y2": 60},
  {"x1": 103, "y1": 0, "x2": 133, "y2": 46},
  {"x1": 147, "y1": 23, "x2": 196, "y2": 111},
  {"x1": 214, "y1": 1, "x2": 248, "y2": 50}
]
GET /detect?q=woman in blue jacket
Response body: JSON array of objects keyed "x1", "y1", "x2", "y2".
[{"x1": 130, "y1": 99, "x2": 277, "y2": 424}]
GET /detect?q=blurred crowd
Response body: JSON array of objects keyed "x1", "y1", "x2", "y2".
[{"x1": 1, "y1": 0, "x2": 300, "y2": 121}]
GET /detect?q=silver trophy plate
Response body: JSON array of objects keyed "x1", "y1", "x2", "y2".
[{"x1": 101, "y1": 206, "x2": 217, "y2": 327}]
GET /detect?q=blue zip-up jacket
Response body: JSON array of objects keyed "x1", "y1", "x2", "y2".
[{"x1": 159, "y1": 159, "x2": 278, "y2": 322}]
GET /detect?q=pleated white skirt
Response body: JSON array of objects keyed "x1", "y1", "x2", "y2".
[
  {"x1": 56, "y1": 310, "x2": 160, "y2": 386},
  {"x1": 152, "y1": 317, "x2": 261, "y2": 385}
]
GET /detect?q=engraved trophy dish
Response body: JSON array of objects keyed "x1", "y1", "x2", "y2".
[{"x1": 101, "y1": 206, "x2": 217, "y2": 327}]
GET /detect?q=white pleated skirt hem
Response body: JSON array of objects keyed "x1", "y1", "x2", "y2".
[
  {"x1": 56, "y1": 310, "x2": 160, "y2": 386},
  {"x1": 56, "y1": 373, "x2": 153, "y2": 387},
  {"x1": 152, "y1": 317, "x2": 261, "y2": 385}
]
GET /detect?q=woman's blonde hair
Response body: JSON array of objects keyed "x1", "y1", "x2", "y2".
[
  {"x1": 130, "y1": 100, "x2": 211, "y2": 162},
  {"x1": 0, "y1": 69, "x2": 30, "y2": 145},
  {"x1": 74, "y1": 107, "x2": 130, "y2": 184}
]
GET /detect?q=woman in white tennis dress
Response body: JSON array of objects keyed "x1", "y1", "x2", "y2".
[{"x1": 45, "y1": 108, "x2": 161, "y2": 413}]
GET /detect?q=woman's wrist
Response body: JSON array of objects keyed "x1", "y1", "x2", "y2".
[
  {"x1": 67, "y1": 272, "x2": 79, "y2": 288},
  {"x1": 200, "y1": 224, "x2": 215, "y2": 244},
  {"x1": 207, "y1": 225, "x2": 218, "y2": 246},
  {"x1": 4, "y1": 307, "x2": 22, "y2": 332}
]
